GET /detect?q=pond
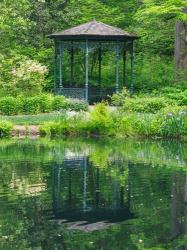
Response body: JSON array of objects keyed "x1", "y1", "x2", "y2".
[{"x1": 0, "y1": 138, "x2": 187, "y2": 249}]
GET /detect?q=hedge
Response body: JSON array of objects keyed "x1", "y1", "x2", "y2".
[{"x1": 0, "y1": 95, "x2": 88, "y2": 115}]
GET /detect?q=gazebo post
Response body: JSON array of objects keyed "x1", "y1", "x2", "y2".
[
  {"x1": 115, "y1": 42, "x2": 120, "y2": 93},
  {"x1": 98, "y1": 46, "x2": 102, "y2": 88},
  {"x1": 59, "y1": 41, "x2": 63, "y2": 95},
  {"x1": 130, "y1": 41, "x2": 134, "y2": 96},
  {"x1": 70, "y1": 47, "x2": 74, "y2": 86},
  {"x1": 85, "y1": 39, "x2": 89, "y2": 102},
  {"x1": 123, "y1": 47, "x2": 126, "y2": 87},
  {"x1": 53, "y1": 40, "x2": 57, "y2": 95}
]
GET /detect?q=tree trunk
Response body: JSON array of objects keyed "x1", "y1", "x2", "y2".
[
  {"x1": 175, "y1": 7, "x2": 187, "y2": 70},
  {"x1": 171, "y1": 172, "x2": 187, "y2": 249}
]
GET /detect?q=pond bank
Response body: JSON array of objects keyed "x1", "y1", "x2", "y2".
[
  {"x1": 12, "y1": 125, "x2": 40, "y2": 138},
  {"x1": 0, "y1": 103, "x2": 186, "y2": 140},
  {"x1": 9, "y1": 124, "x2": 186, "y2": 141}
]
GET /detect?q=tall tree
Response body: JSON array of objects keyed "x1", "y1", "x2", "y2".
[
  {"x1": 135, "y1": 0, "x2": 187, "y2": 66},
  {"x1": 175, "y1": 6, "x2": 187, "y2": 70}
]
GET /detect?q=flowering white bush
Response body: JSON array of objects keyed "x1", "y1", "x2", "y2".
[
  {"x1": 0, "y1": 55, "x2": 48, "y2": 96},
  {"x1": 11, "y1": 59, "x2": 48, "y2": 96}
]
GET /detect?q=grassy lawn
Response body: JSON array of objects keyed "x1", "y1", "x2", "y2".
[{"x1": 0, "y1": 112, "x2": 67, "y2": 125}]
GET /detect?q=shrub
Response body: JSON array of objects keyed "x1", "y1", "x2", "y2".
[
  {"x1": 66, "y1": 98, "x2": 88, "y2": 112},
  {"x1": 52, "y1": 96, "x2": 88, "y2": 112},
  {"x1": 87, "y1": 103, "x2": 114, "y2": 135},
  {"x1": 110, "y1": 88, "x2": 129, "y2": 106},
  {"x1": 0, "y1": 95, "x2": 88, "y2": 116},
  {"x1": 180, "y1": 97, "x2": 187, "y2": 106},
  {"x1": 51, "y1": 95, "x2": 68, "y2": 111},
  {"x1": 38, "y1": 105, "x2": 186, "y2": 139},
  {"x1": 0, "y1": 97, "x2": 18, "y2": 115},
  {"x1": 162, "y1": 89, "x2": 187, "y2": 106},
  {"x1": 0, "y1": 120, "x2": 13, "y2": 137},
  {"x1": 111, "y1": 89, "x2": 177, "y2": 113},
  {"x1": 35, "y1": 94, "x2": 52, "y2": 113},
  {"x1": 151, "y1": 106, "x2": 187, "y2": 137},
  {"x1": 39, "y1": 122, "x2": 53, "y2": 137},
  {"x1": 134, "y1": 54, "x2": 175, "y2": 90},
  {"x1": 133, "y1": 114, "x2": 154, "y2": 136},
  {"x1": 122, "y1": 97, "x2": 174, "y2": 113},
  {"x1": 0, "y1": 55, "x2": 48, "y2": 96},
  {"x1": 115, "y1": 112, "x2": 137, "y2": 136},
  {"x1": 18, "y1": 96, "x2": 40, "y2": 115}
]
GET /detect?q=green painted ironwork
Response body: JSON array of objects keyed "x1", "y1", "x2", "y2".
[
  {"x1": 123, "y1": 48, "x2": 126, "y2": 87},
  {"x1": 70, "y1": 47, "x2": 74, "y2": 86},
  {"x1": 54, "y1": 39, "x2": 135, "y2": 101},
  {"x1": 98, "y1": 47, "x2": 102, "y2": 88},
  {"x1": 54, "y1": 41, "x2": 57, "y2": 95},
  {"x1": 115, "y1": 42, "x2": 120, "y2": 93},
  {"x1": 130, "y1": 41, "x2": 134, "y2": 96},
  {"x1": 49, "y1": 21, "x2": 139, "y2": 101},
  {"x1": 85, "y1": 40, "x2": 89, "y2": 102},
  {"x1": 59, "y1": 42, "x2": 63, "y2": 95}
]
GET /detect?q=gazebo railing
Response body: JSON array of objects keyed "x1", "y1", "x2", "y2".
[
  {"x1": 60, "y1": 88, "x2": 85, "y2": 100},
  {"x1": 57, "y1": 87, "x2": 118, "y2": 103},
  {"x1": 88, "y1": 87, "x2": 117, "y2": 103}
]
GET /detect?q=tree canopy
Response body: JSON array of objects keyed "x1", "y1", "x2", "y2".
[{"x1": 0, "y1": 0, "x2": 187, "y2": 94}]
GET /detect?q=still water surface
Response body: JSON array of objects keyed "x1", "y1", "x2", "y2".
[{"x1": 0, "y1": 138, "x2": 187, "y2": 250}]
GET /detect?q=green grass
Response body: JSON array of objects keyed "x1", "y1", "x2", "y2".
[{"x1": 0, "y1": 112, "x2": 67, "y2": 125}]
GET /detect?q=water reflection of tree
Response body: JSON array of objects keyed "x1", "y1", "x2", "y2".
[{"x1": 171, "y1": 172, "x2": 187, "y2": 250}]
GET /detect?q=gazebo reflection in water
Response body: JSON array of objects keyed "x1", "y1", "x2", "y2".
[{"x1": 51, "y1": 153, "x2": 133, "y2": 231}]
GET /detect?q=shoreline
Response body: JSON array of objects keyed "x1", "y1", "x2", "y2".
[{"x1": 9, "y1": 125, "x2": 186, "y2": 141}]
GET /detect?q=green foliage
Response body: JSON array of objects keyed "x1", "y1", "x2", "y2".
[
  {"x1": 111, "y1": 91, "x2": 176, "y2": 113},
  {"x1": 87, "y1": 103, "x2": 114, "y2": 135},
  {"x1": 135, "y1": 1, "x2": 186, "y2": 57},
  {"x1": 18, "y1": 96, "x2": 40, "y2": 115},
  {"x1": 110, "y1": 88, "x2": 129, "y2": 106},
  {"x1": 35, "y1": 94, "x2": 52, "y2": 113},
  {"x1": 152, "y1": 106, "x2": 187, "y2": 137},
  {"x1": 136, "y1": 0, "x2": 187, "y2": 21},
  {"x1": 0, "y1": 55, "x2": 48, "y2": 97},
  {"x1": 134, "y1": 55, "x2": 176, "y2": 88},
  {"x1": 1, "y1": 112, "x2": 66, "y2": 126},
  {"x1": 52, "y1": 96, "x2": 88, "y2": 112},
  {"x1": 123, "y1": 97, "x2": 175, "y2": 113},
  {"x1": 2, "y1": 0, "x2": 185, "y2": 94},
  {"x1": 114, "y1": 112, "x2": 137, "y2": 136},
  {"x1": 0, "y1": 97, "x2": 18, "y2": 115},
  {"x1": 51, "y1": 96, "x2": 68, "y2": 111},
  {"x1": 0, "y1": 120, "x2": 13, "y2": 137},
  {"x1": 39, "y1": 104, "x2": 187, "y2": 139},
  {"x1": 0, "y1": 95, "x2": 88, "y2": 116},
  {"x1": 39, "y1": 122, "x2": 60, "y2": 137},
  {"x1": 161, "y1": 87, "x2": 187, "y2": 106},
  {"x1": 66, "y1": 99, "x2": 89, "y2": 112},
  {"x1": 0, "y1": 0, "x2": 187, "y2": 96},
  {"x1": 118, "y1": 106, "x2": 187, "y2": 138}
]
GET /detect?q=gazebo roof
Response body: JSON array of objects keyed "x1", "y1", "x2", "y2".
[{"x1": 48, "y1": 20, "x2": 138, "y2": 41}]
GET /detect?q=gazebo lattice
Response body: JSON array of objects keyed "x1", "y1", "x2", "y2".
[{"x1": 48, "y1": 20, "x2": 139, "y2": 102}]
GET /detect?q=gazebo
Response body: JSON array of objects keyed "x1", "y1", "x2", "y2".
[{"x1": 48, "y1": 20, "x2": 138, "y2": 102}]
